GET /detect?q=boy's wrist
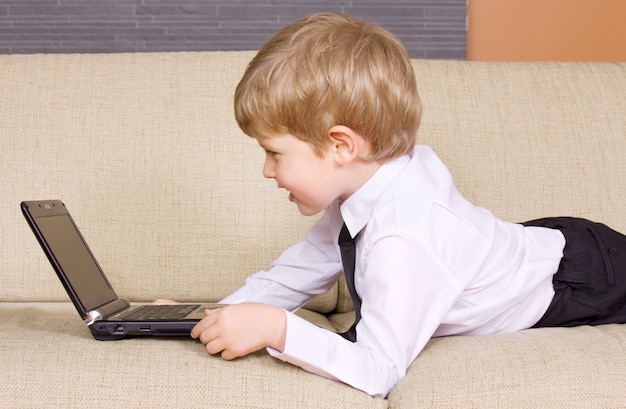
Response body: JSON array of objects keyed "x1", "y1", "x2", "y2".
[{"x1": 266, "y1": 306, "x2": 287, "y2": 352}]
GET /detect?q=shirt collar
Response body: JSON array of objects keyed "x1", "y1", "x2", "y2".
[{"x1": 338, "y1": 151, "x2": 412, "y2": 238}]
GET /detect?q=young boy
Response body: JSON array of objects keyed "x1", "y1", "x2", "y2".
[{"x1": 181, "y1": 13, "x2": 626, "y2": 398}]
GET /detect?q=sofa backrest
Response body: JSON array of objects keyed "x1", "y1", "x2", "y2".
[
  {"x1": 0, "y1": 51, "x2": 326, "y2": 306},
  {"x1": 1, "y1": 52, "x2": 625, "y2": 308},
  {"x1": 412, "y1": 60, "x2": 626, "y2": 232}
]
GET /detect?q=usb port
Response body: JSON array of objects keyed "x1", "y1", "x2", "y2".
[
  {"x1": 114, "y1": 325, "x2": 124, "y2": 334},
  {"x1": 139, "y1": 325, "x2": 150, "y2": 332}
]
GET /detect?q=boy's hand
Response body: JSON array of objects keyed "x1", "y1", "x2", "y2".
[{"x1": 191, "y1": 303, "x2": 287, "y2": 360}]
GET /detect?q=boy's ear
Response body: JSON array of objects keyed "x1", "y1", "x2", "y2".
[{"x1": 328, "y1": 125, "x2": 362, "y2": 165}]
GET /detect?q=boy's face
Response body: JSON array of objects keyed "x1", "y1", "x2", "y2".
[{"x1": 256, "y1": 134, "x2": 342, "y2": 216}]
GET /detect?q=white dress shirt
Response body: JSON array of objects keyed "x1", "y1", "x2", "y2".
[{"x1": 221, "y1": 145, "x2": 565, "y2": 398}]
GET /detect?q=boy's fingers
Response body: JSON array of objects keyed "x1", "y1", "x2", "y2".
[
  {"x1": 220, "y1": 348, "x2": 241, "y2": 361},
  {"x1": 205, "y1": 338, "x2": 227, "y2": 356},
  {"x1": 190, "y1": 311, "x2": 219, "y2": 339}
]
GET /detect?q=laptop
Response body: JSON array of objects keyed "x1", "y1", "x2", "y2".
[{"x1": 21, "y1": 200, "x2": 222, "y2": 341}]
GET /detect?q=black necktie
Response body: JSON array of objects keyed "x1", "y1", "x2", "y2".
[{"x1": 338, "y1": 223, "x2": 361, "y2": 342}]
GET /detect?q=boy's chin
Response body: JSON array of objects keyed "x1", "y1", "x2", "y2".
[{"x1": 295, "y1": 203, "x2": 324, "y2": 217}]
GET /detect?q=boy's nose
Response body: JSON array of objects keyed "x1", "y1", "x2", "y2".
[{"x1": 262, "y1": 158, "x2": 275, "y2": 179}]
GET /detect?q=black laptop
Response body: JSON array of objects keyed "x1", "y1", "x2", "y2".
[{"x1": 21, "y1": 200, "x2": 221, "y2": 341}]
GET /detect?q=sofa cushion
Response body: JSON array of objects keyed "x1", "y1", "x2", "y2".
[
  {"x1": 0, "y1": 302, "x2": 384, "y2": 408},
  {"x1": 388, "y1": 324, "x2": 626, "y2": 408}
]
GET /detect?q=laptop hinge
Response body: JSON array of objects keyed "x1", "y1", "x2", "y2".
[{"x1": 85, "y1": 298, "x2": 130, "y2": 325}]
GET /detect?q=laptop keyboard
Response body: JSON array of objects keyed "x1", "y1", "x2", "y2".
[{"x1": 119, "y1": 304, "x2": 201, "y2": 321}]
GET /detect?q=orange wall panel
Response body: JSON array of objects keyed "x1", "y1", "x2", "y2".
[{"x1": 467, "y1": 0, "x2": 626, "y2": 61}]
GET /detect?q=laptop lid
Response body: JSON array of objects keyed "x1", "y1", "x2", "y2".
[{"x1": 21, "y1": 200, "x2": 120, "y2": 321}]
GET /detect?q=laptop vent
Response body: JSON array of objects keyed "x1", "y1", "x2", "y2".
[{"x1": 155, "y1": 328, "x2": 190, "y2": 334}]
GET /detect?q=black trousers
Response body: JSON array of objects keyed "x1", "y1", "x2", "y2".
[{"x1": 522, "y1": 217, "x2": 626, "y2": 327}]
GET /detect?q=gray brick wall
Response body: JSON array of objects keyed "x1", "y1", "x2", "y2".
[{"x1": 0, "y1": 0, "x2": 466, "y2": 59}]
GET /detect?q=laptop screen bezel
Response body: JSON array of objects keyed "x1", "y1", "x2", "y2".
[{"x1": 21, "y1": 201, "x2": 119, "y2": 319}]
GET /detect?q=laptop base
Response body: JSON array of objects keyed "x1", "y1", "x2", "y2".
[{"x1": 90, "y1": 320, "x2": 199, "y2": 341}]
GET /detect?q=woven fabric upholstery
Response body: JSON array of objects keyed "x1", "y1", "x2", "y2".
[
  {"x1": 412, "y1": 60, "x2": 626, "y2": 230},
  {"x1": 389, "y1": 324, "x2": 626, "y2": 408}
]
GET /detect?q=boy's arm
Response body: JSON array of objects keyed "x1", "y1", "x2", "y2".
[
  {"x1": 190, "y1": 209, "x2": 459, "y2": 397},
  {"x1": 268, "y1": 235, "x2": 460, "y2": 398}
]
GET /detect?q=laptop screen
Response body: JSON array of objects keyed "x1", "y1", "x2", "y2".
[{"x1": 32, "y1": 212, "x2": 117, "y2": 313}]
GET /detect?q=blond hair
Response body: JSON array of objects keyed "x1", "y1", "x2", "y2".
[{"x1": 234, "y1": 12, "x2": 421, "y2": 162}]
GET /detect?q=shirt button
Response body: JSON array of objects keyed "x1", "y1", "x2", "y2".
[{"x1": 608, "y1": 247, "x2": 619, "y2": 255}]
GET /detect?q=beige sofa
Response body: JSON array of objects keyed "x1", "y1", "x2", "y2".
[{"x1": 1, "y1": 51, "x2": 625, "y2": 408}]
